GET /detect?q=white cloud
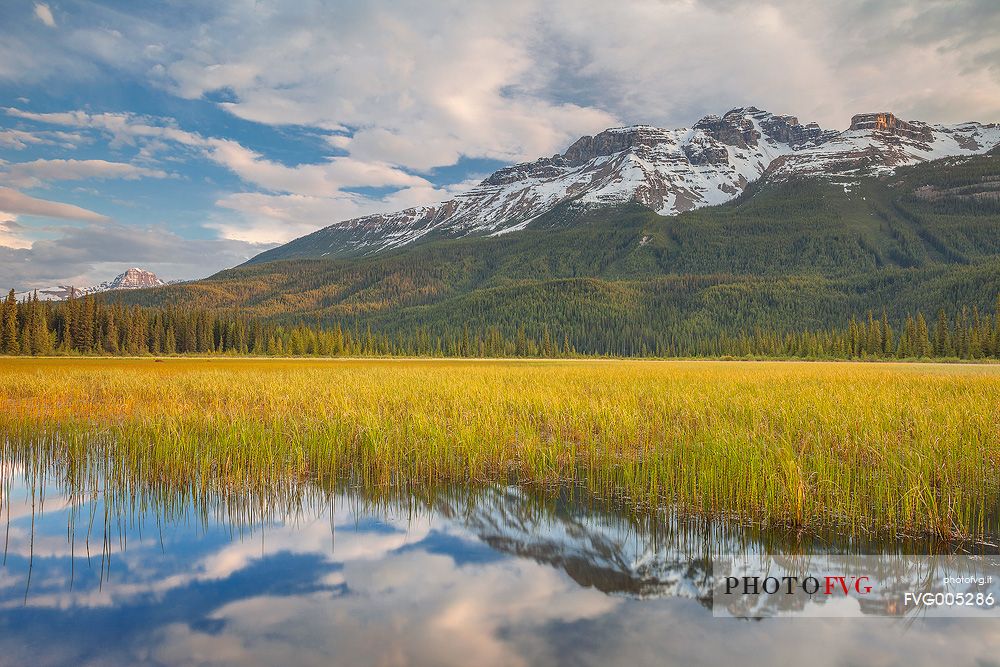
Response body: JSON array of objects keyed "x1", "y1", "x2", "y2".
[
  {"x1": 0, "y1": 186, "x2": 109, "y2": 222},
  {"x1": 33, "y1": 3, "x2": 56, "y2": 28},
  {"x1": 0, "y1": 128, "x2": 47, "y2": 150},
  {"x1": 210, "y1": 192, "x2": 358, "y2": 244},
  {"x1": 0, "y1": 128, "x2": 86, "y2": 150},
  {"x1": 1, "y1": 158, "x2": 170, "y2": 188},
  {"x1": 205, "y1": 140, "x2": 429, "y2": 195},
  {"x1": 4, "y1": 108, "x2": 208, "y2": 150},
  {"x1": 0, "y1": 213, "x2": 30, "y2": 249},
  {"x1": 159, "y1": 1, "x2": 620, "y2": 170}
]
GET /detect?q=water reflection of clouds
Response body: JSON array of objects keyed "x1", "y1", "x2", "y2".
[
  {"x1": 149, "y1": 551, "x2": 617, "y2": 667},
  {"x1": 1, "y1": 499, "x2": 436, "y2": 609},
  {"x1": 195, "y1": 509, "x2": 433, "y2": 582}
]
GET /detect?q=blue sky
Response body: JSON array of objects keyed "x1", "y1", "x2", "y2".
[{"x1": 1, "y1": 0, "x2": 999, "y2": 289}]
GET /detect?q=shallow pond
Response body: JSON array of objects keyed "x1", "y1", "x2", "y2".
[{"x1": 0, "y1": 469, "x2": 997, "y2": 666}]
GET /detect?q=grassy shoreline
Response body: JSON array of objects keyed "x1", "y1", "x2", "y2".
[{"x1": 1, "y1": 358, "x2": 998, "y2": 541}]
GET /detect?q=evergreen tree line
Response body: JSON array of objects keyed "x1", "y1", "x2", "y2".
[{"x1": 2, "y1": 289, "x2": 999, "y2": 361}]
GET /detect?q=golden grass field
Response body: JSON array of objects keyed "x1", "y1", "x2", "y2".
[{"x1": 1, "y1": 357, "x2": 998, "y2": 540}]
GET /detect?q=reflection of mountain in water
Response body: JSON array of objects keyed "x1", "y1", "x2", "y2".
[{"x1": 434, "y1": 486, "x2": 717, "y2": 604}]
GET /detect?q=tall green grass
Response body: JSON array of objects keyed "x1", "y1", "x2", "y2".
[{"x1": 1, "y1": 358, "x2": 998, "y2": 540}]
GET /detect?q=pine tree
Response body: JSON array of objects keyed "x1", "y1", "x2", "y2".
[
  {"x1": 1, "y1": 289, "x2": 18, "y2": 354},
  {"x1": 105, "y1": 312, "x2": 120, "y2": 354},
  {"x1": 79, "y1": 296, "x2": 96, "y2": 352},
  {"x1": 59, "y1": 311, "x2": 72, "y2": 353},
  {"x1": 165, "y1": 323, "x2": 177, "y2": 354},
  {"x1": 933, "y1": 309, "x2": 950, "y2": 357},
  {"x1": 880, "y1": 310, "x2": 893, "y2": 357},
  {"x1": 34, "y1": 300, "x2": 52, "y2": 355},
  {"x1": 915, "y1": 313, "x2": 930, "y2": 358},
  {"x1": 899, "y1": 315, "x2": 915, "y2": 358}
]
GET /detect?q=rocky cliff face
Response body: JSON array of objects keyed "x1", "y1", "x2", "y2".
[
  {"x1": 849, "y1": 112, "x2": 933, "y2": 142},
  {"x1": 759, "y1": 114, "x2": 832, "y2": 146},
  {"x1": 248, "y1": 107, "x2": 1000, "y2": 265}
]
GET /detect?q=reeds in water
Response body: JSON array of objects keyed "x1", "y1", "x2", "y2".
[{"x1": 0, "y1": 358, "x2": 997, "y2": 541}]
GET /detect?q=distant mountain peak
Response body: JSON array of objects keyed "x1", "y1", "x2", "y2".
[
  {"x1": 247, "y1": 106, "x2": 1000, "y2": 265},
  {"x1": 15, "y1": 267, "x2": 165, "y2": 301},
  {"x1": 105, "y1": 267, "x2": 164, "y2": 291}
]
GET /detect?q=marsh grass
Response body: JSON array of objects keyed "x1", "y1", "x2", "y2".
[{"x1": 0, "y1": 358, "x2": 998, "y2": 541}]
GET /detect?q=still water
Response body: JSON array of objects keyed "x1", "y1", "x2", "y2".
[{"x1": 0, "y1": 469, "x2": 997, "y2": 666}]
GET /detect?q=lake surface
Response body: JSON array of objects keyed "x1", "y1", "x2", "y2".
[{"x1": 1, "y1": 468, "x2": 997, "y2": 666}]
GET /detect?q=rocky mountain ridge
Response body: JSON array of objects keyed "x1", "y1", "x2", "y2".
[{"x1": 248, "y1": 107, "x2": 1000, "y2": 264}]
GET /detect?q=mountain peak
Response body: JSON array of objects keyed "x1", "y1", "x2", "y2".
[
  {"x1": 692, "y1": 109, "x2": 765, "y2": 149},
  {"x1": 109, "y1": 267, "x2": 163, "y2": 290},
  {"x1": 561, "y1": 125, "x2": 674, "y2": 166}
]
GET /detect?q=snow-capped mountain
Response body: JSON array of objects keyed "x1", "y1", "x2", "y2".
[
  {"x1": 95, "y1": 267, "x2": 165, "y2": 291},
  {"x1": 15, "y1": 268, "x2": 165, "y2": 301},
  {"x1": 249, "y1": 107, "x2": 1000, "y2": 264}
]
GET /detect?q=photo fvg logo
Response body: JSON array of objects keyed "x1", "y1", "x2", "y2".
[
  {"x1": 723, "y1": 575, "x2": 873, "y2": 596},
  {"x1": 712, "y1": 555, "x2": 1000, "y2": 618}
]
